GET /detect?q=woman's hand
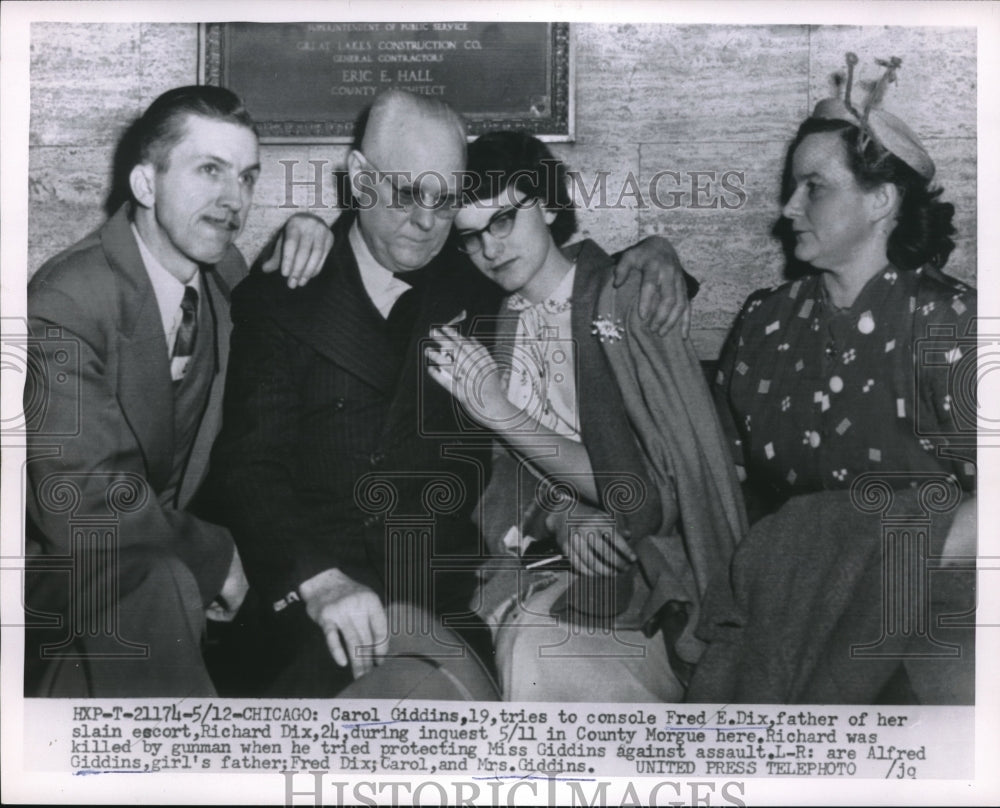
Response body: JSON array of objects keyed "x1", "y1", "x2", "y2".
[
  {"x1": 545, "y1": 503, "x2": 637, "y2": 577},
  {"x1": 425, "y1": 325, "x2": 514, "y2": 427}
]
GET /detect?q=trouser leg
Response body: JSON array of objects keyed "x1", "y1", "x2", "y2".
[{"x1": 25, "y1": 545, "x2": 214, "y2": 697}]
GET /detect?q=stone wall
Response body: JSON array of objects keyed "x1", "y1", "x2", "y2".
[{"x1": 28, "y1": 23, "x2": 977, "y2": 356}]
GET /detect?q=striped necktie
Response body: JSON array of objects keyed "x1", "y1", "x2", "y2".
[{"x1": 171, "y1": 285, "x2": 198, "y2": 382}]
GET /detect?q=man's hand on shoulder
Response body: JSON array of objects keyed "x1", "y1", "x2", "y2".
[
  {"x1": 613, "y1": 235, "x2": 694, "y2": 337},
  {"x1": 258, "y1": 213, "x2": 335, "y2": 288},
  {"x1": 299, "y1": 568, "x2": 387, "y2": 678}
]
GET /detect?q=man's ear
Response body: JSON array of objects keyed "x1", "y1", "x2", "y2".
[
  {"x1": 346, "y1": 150, "x2": 378, "y2": 208},
  {"x1": 346, "y1": 150, "x2": 365, "y2": 189},
  {"x1": 543, "y1": 207, "x2": 558, "y2": 226},
  {"x1": 129, "y1": 163, "x2": 156, "y2": 209}
]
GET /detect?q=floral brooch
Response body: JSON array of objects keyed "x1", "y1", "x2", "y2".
[{"x1": 592, "y1": 314, "x2": 624, "y2": 343}]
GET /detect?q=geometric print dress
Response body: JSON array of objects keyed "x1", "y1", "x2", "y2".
[
  {"x1": 686, "y1": 264, "x2": 978, "y2": 704},
  {"x1": 714, "y1": 265, "x2": 977, "y2": 513}
]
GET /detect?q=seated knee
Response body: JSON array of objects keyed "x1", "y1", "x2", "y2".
[{"x1": 117, "y1": 545, "x2": 200, "y2": 604}]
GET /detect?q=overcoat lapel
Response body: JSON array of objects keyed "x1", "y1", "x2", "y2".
[
  {"x1": 381, "y1": 259, "x2": 468, "y2": 436},
  {"x1": 177, "y1": 266, "x2": 230, "y2": 508},
  {"x1": 258, "y1": 223, "x2": 501, "y2": 440},
  {"x1": 273, "y1": 217, "x2": 403, "y2": 396},
  {"x1": 102, "y1": 208, "x2": 175, "y2": 491},
  {"x1": 569, "y1": 240, "x2": 662, "y2": 536},
  {"x1": 569, "y1": 239, "x2": 619, "y2": 468}
]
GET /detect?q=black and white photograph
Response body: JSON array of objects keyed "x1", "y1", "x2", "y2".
[{"x1": 1, "y1": 1, "x2": 997, "y2": 805}]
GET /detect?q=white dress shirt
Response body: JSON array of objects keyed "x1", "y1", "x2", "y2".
[
  {"x1": 349, "y1": 221, "x2": 412, "y2": 318},
  {"x1": 132, "y1": 223, "x2": 202, "y2": 381}
]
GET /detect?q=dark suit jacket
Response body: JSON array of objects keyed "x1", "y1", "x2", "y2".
[
  {"x1": 25, "y1": 204, "x2": 244, "y2": 603},
  {"x1": 213, "y1": 214, "x2": 502, "y2": 612}
]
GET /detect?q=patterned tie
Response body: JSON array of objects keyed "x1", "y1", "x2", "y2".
[
  {"x1": 171, "y1": 286, "x2": 198, "y2": 382},
  {"x1": 173, "y1": 286, "x2": 199, "y2": 358}
]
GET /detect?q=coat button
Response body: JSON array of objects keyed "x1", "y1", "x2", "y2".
[
  {"x1": 370, "y1": 451, "x2": 385, "y2": 466},
  {"x1": 334, "y1": 397, "x2": 345, "y2": 410}
]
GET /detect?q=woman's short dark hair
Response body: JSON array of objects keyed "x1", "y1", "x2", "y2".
[
  {"x1": 131, "y1": 85, "x2": 256, "y2": 172},
  {"x1": 463, "y1": 130, "x2": 577, "y2": 246},
  {"x1": 786, "y1": 117, "x2": 955, "y2": 270}
]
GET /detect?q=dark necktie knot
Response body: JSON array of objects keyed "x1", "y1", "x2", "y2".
[
  {"x1": 393, "y1": 265, "x2": 434, "y2": 291},
  {"x1": 386, "y1": 284, "x2": 419, "y2": 351},
  {"x1": 385, "y1": 267, "x2": 433, "y2": 353}
]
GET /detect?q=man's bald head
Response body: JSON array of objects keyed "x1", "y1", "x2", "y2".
[
  {"x1": 359, "y1": 90, "x2": 467, "y2": 168},
  {"x1": 347, "y1": 91, "x2": 468, "y2": 275}
]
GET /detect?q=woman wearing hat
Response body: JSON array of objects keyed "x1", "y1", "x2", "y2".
[{"x1": 687, "y1": 55, "x2": 976, "y2": 704}]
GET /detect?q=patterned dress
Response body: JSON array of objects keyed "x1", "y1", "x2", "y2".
[
  {"x1": 687, "y1": 264, "x2": 978, "y2": 704},
  {"x1": 480, "y1": 251, "x2": 685, "y2": 703},
  {"x1": 502, "y1": 265, "x2": 580, "y2": 442},
  {"x1": 714, "y1": 265, "x2": 977, "y2": 513}
]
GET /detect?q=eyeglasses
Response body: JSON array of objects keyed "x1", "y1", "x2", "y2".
[
  {"x1": 354, "y1": 152, "x2": 459, "y2": 219},
  {"x1": 454, "y1": 199, "x2": 529, "y2": 255}
]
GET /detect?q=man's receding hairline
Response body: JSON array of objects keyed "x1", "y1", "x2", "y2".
[
  {"x1": 149, "y1": 111, "x2": 257, "y2": 171},
  {"x1": 361, "y1": 90, "x2": 466, "y2": 163}
]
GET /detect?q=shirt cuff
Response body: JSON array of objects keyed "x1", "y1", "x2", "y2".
[{"x1": 272, "y1": 588, "x2": 302, "y2": 612}]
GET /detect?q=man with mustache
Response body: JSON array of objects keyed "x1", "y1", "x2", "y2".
[
  {"x1": 23, "y1": 85, "x2": 327, "y2": 696},
  {"x1": 213, "y1": 89, "x2": 691, "y2": 696}
]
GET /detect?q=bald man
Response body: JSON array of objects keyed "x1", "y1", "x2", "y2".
[
  {"x1": 211, "y1": 91, "x2": 505, "y2": 696},
  {"x1": 212, "y1": 91, "x2": 690, "y2": 696}
]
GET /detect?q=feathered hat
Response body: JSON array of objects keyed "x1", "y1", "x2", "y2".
[{"x1": 811, "y1": 52, "x2": 935, "y2": 181}]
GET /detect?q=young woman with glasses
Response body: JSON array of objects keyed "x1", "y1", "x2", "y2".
[{"x1": 425, "y1": 131, "x2": 745, "y2": 702}]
